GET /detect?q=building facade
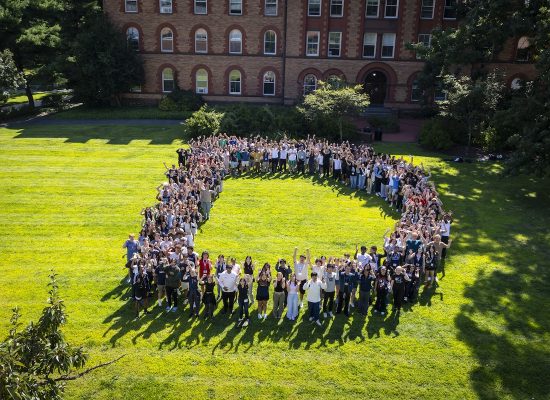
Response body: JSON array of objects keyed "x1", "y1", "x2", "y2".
[{"x1": 105, "y1": 0, "x2": 537, "y2": 108}]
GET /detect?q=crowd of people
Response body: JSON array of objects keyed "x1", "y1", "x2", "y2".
[{"x1": 123, "y1": 134, "x2": 453, "y2": 327}]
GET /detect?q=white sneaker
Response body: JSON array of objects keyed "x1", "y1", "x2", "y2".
[
  {"x1": 158, "y1": 300, "x2": 162, "y2": 307},
  {"x1": 309, "y1": 317, "x2": 314, "y2": 321},
  {"x1": 263, "y1": 314, "x2": 267, "y2": 320},
  {"x1": 165, "y1": 306, "x2": 171, "y2": 312},
  {"x1": 300, "y1": 302, "x2": 304, "y2": 308},
  {"x1": 316, "y1": 320, "x2": 322, "y2": 326},
  {"x1": 242, "y1": 320, "x2": 249, "y2": 327},
  {"x1": 350, "y1": 302, "x2": 355, "y2": 308},
  {"x1": 258, "y1": 313, "x2": 262, "y2": 319},
  {"x1": 374, "y1": 309, "x2": 378, "y2": 313},
  {"x1": 323, "y1": 312, "x2": 327, "y2": 318},
  {"x1": 183, "y1": 299, "x2": 189, "y2": 305},
  {"x1": 171, "y1": 307, "x2": 178, "y2": 313},
  {"x1": 329, "y1": 312, "x2": 334, "y2": 317},
  {"x1": 381, "y1": 311, "x2": 385, "y2": 316}
]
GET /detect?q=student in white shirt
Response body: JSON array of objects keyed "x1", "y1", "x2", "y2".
[
  {"x1": 218, "y1": 264, "x2": 238, "y2": 314},
  {"x1": 303, "y1": 272, "x2": 327, "y2": 326},
  {"x1": 293, "y1": 247, "x2": 311, "y2": 308}
]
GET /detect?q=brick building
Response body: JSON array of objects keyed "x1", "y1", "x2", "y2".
[{"x1": 104, "y1": 0, "x2": 537, "y2": 109}]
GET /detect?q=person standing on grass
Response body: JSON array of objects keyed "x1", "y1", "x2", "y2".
[
  {"x1": 154, "y1": 258, "x2": 167, "y2": 307},
  {"x1": 243, "y1": 256, "x2": 255, "y2": 305},
  {"x1": 297, "y1": 146, "x2": 306, "y2": 174},
  {"x1": 293, "y1": 247, "x2": 311, "y2": 308},
  {"x1": 256, "y1": 271, "x2": 271, "y2": 319},
  {"x1": 357, "y1": 265, "x2": 376, "y2": 316},
  {"x1": 123, "y1": 234, "x2": 139, "y2": 282},
  {"x1": 188, "y1": 268, "x2": 201, "y2": 318},
  {"x1": 355, "y1": 245, "x2": 373, "y2": 269},
  {"x1": 439, "y1": 213, "x2": 453, "y2": 260},
  {"x1": 133, "y1": 265, "x2": 150, "y2": 319},
  {"x1": 201, "y1": 274, "x2": 217, "y2": 319},
  {"x1": 271, "y1": 146, "x2": 279, "y2": 173},
  {"x1": 423, "y1": 244, "x2": 438, "y2": 288},
  {"x1": 286, "y1": 273, "x2": 300, "y2": 321},
  {"x1": 279, "y1": 145, "x2": 288, "y2": 172},
  {"x1": 219, "y1": 264, "x2": 238, "y2": 314},
  {"x1": 336, "y1": 264, "x2": 355, "y2": 317},
  {"x1": 391, "y1": 266, "x2": 410, "y2": 314},
  {"x1": 165, "y1": 259, "x2": 180, "y2": 312},
  {"x1": 199, "y1": 184, "x2": 214, "y2": 220},
  {"x1": 237, "y1": 277, "x2": 250, "y2": 327},
  {"x1": 215, "y1": 254, "x2": 226, "y2": 302},
  {"x1": 272, "y1": 272, "x2": 286, "y2": 319},
  {"x1": 322, "y1": 263, "x2": 338, "y2": 318},
  {"x1": 198, "y1": 251, "x2": 212, "y2": 279},
  {"x1": 303, "y1": 272, "x2": 327, "y2": 326},
  {"x1": 374, "y1": 266, "x2": 391, "y2": 316}
]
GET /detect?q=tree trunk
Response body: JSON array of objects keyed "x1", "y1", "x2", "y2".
[
  {"x1": 25, "y1": 82, "x2": 35, "y2": 109},
  {"x1": 338, "y1": 118, "x2": 343, "y2": 142},
  {"x1": 465, "y1": 119, "x2": 472, "y2": 159}
]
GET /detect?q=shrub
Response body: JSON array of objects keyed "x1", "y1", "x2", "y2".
[
  {"x1": 184, "y1": 105, "x2": 224, "y2": 138},
  {"x1": 41, "y1": 93, "x2": 68, "y2": 110},
  {"x1": 419, "y1": 117, "x2": 455, "y2": 150},
  {"x1": 159, "y1": 88, "x2": 204, "y2": 112},
  {"x1": 367, "y1": 115, "x2": 400, "y2": 133},
  {"x1": 158, "y1": 96, "x2": 179, "y2": 111},
  {"x1": 0, "y1": 104, "x2": 38, "y2": 122}
]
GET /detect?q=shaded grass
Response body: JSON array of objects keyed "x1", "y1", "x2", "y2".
[
  {"x1": 5, "y1": 92, "x2": 48, "y2": 105},
  {"x1": 50, "y1": 105, "x2": 192, "y2": 120},
  {"x1": 0, "y1": 125, "x2": 548, "y2": 400}
]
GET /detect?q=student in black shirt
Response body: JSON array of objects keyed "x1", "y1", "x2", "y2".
[
  {"x1": 391, "y1": 266, "x2": 410, "y2": 313},
  {"x1": 237, "y1": 278, "x2": 250, "y2": 327},
  {"x1": 133, "y1": 266, "x2": 150, "y2": 319},
  {"x1": 201, "y1": 274, "x2": 217, "y2": 318}
]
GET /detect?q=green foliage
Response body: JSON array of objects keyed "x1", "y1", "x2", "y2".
[
  {"x1": 0, "y1": 272, "x2": 88, "y2": 400},
  {"x1": 159, "y1": 87, "x2": 204, "y2": 112},
  {"x1": 0, "y1": 104, "x2": 40, "y2": 122},
  {"x1": 184, "y1": 105, "x2": 224, "y2": 138},
  {"x1": 419, "y1": 117, "x2": 455, "y2": 150},
  {"x1": 68, "y1": 15, "x2": 144, "y2": 106},
  {"x1": 51, "y1": 105, "x2": 192, "y2": 120},
  {"x1": 41, "y1": 93, "x2": 68, "y2": 110},
  {"x1": 367, "y1": 115, "x2": 400, "y2": 133},
  {"x1": 0, "y1": 50, "x2": 26, "y2": 105}
]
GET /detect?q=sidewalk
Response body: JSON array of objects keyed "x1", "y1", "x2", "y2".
[{"x1": 353, "y1": 117, "x2": 425, "y2": 143}]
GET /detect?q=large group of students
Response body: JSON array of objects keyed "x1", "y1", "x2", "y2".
[{"x1": 123, "y1": 134, "x2": 452, "y2": 327}]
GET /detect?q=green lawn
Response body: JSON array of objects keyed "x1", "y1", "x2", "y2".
[
  {"x1": 0, "y1": 125, "x2": 548, "y2": 400},
  {"x1": 5, "y1": 91, "x2": 49, "y2": 105},
  {"x1": 50, "y1": 105, "x2": 191, "y2": 120}
]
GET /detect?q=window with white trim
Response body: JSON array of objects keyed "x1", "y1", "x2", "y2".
[
  {"x1": 125, "y1": 0, "x2": 138, "y2": 13},
  {"x1": 381, "y1": 33, "x2": 396, "y2": 58},
  {"x1": 303, "y1": 74, "x2": 317, "y2": 95},
  {"x1": 265, "y1": 0, "x2": 277, "y2": 16},
  {"x1": 328, "y1": 32, "x2": 342, "y2": 57},
  {"x1": 366, "y1": 0, "x2": 379, "y2": 17},
  {"x1": 195, "y1": 0, "x2": 207, "y2": 14},
  {"x1": 229, "y1": 0, "x2": 242, "y2": 15},
  {"x1": 306, "y1": 31, "x2": 320, "y2": 56},
  {"x1": 384, "y1": 0, "x2": 398, "y2": 18},
  {"x1": 229, "y1": 70, "x2": 241, "y2": 94},
  {"x1": 410, "y1": 79, "x2": 421, "y2": 102},
  {"x1": 160, "y1": 0, "x2": 172, "y2": 13},
  {"x1": 161, "y1": 28, "x2": 174, "y2": 52},
  {"x1": 229, "y1": 29, "x2": 242, "y2": 54},
  {"x1": 263, "y1": 71, "x2": 275, "y2": 95},
  {"x1": 420, "y1": 0, "x2": 434, "y2": 19},
  {"x1": 195, "y1": 29, "x2": 208, "y2": 53},
  {"x1": 362, "y1": 32, "x2": 377, "y2": 58},
  {"x1": 443, "y1": 0, "x2": 457, "y2": 19},
  {"x1": 264, "y1": 30, "x2": 276, "y2": 55},
  {"x1": 127, "y1": 27, "x2": 139, "y2": 52},
  {"x1": 434, "y1": 81, "x2": 447, "y2": 101},
  {"x1": 162, "y1": 68, "x2": 175, "y2": 92},
  {"x1": 330, "y1": 0, "x2": 343, "y2": 17},
  {"x1": 196, "y1": 69, "x2": 208, "y2": 94},
  {"x1": 308, "y1": 0, "x2": 321, "y2": 16},
  {"x1": 416, "y1": 33, "x2": 431, "y2": 59}
]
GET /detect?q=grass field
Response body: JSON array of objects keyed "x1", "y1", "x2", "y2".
[
  {"x1": 50, "y1": 105, "x2": 192, "y2": 120},
  {"x1": 0, "y1": 125, "x2": 549, "y2": 400},
  {"x1": 5, "y1": 92, "x2": 49, "y2": 105}
]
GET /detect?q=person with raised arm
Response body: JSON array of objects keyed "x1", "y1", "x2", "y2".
[
  {"x1": 293, "y1": 247, "x2": 311, "y2": 308},
  {"x1": 303, "y1": 271, "x2": 327, "y2": 326}
]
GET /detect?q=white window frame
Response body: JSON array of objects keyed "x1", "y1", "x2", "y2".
[
  {"x1": 229, "y1": 70, "x2": 241, "y2": 95},
  {"x1": 229, "y1": 0, "x2": 243, "y2": 15},
  {"x1": 159, "y1": 0, "x2": 173, "y2": 14},
  {"x1": 265, "y1": 0, "x2": 278, "y2": 16},
  {"x1": 229, "y1": 29, "x2": 242, "y2": 54},
  {"x1": 381, "y1": 32, "x2": 396, "y2": 58},
  {"x1": 160, "y1": 28, "x2": 174, "y2": 53},
  {"x1": 264, "y1": 30, "x2": 277, "y2": 55},
  {"x1": 162, "y1": 69, "x2": 175, "y2": 93},
  {"x1": 366, "y1": 0, "x2": 379, "y2": 18},
  {"x1": 308, "y1": 0, "x2": 322, "y2": 16},
  {"x1": 125, "y1": 0, "x2": 138, "y2": 13},
  {"x1": 384, "y1": 0, "x2": 399, "y2": 18},
  {"x1": 443, "y1": 0, "x2": 457, "y2": 20},
  {"x1": 303, "y1": 74, "x2": 317, "y2": 95},
  {"x1": 127, "y1": 27, "x2": 140, "y2": 52},
  {"x1": 196, "y1": 69, "x2": 208, "y2": 94},
  {"x1": 306, "y1": 31, "x2": 320, "y2": 56},
  {"x1": 195, "y1": 29, "x2": 208, "y2": 53},
  {"x1": 420, "y1": 0, "x2": 434, "y2": 19},
  {"x1": 416, "y1": 33, "x2": 431, "y2": 59},
  {"x1": 328, "y1": 32, "x2": 342, "y2": 57},
  {"x1": 330, "y1": 0, "x2": 344, "y2": 17},
  {"x1": 194, "y1": 0, "x2": 207, "y2": 14},
  {"x1": 362, "y1": 32, "x2": 377, "y2": 58},
  {"x1": 263, "y1": 71, "x2": 276, "y2": 96}
]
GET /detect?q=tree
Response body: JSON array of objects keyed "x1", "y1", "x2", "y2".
[
  {"x1": 0, "y1": 272, "x2": 124, "y2": 400},
  {"x1": 0, "y1": 0, "x2": 68, "y2": 107},
  {"x1": 438, "y1": 72, "x2": 504, "y2": 157},
  {"x1": 67, "y1": 14, "x2": 144, "y2": 106},
  {"x1": 185, "y1": 105, "x2": 224, "y2": 138},
  {"x1": 0, "y1": 49, "x2": 26, "y2": 105},
  {"x1": 298, "y1": 80, "x2": 370, "y2": 141}
]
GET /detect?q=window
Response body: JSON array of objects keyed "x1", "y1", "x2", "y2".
[
  {"x1": 381, "y1": 33, "x2": 396, "y2": 58},
  {"x1": 126, "y1": 27, "x2": 139, "y2": 52},
  {"x1": 265, "y1": 0, "x2": 277, "y2": 15},
  {"x1": 229, "y1": 70, "x2": 241, "y2": 94},
  {"x1": 434, "y1": 82, "x2": 447, "y2": 101},
  {"x1": 264, "y1": 30, "x2": 276, "y2": 55},
  {"x1": 443, "y1": 0, "x2": 457, "y2": 19},
  {"x1": 229, "y1": 0, "x2": 242, "y2": 15},
  {"x1": 327, "y1": 75, "x2": 344, "y2": 89},
  {"x1": 130, "y1": 85, "x2": 142, "y2": 93},
  {"x1": 328, "y1": 32, "x2": 342, "y2": 57},
  {"x1": 366, "y1": 0, "x2": 379, "y2": 17},
  {"x1": 385, "y1": 0, "x2": 398, "y2": 18},
  {"x1": 161, "y1": 28, "x2": 174, "y2": 52},
  {"x1": 160, "y1": 0, "x2": 172, "y2": 13},
  {"x1": 195, "y1": 0, "x2": 207, "y2": 14},
  {"x1": 330, "y1": 0, "x2": 343, "y2": 17},
  {"x1": 308, "y1": 0, "x2": 321, "y2": 16},
  {"x1": 162, "y1": 68, "x2": 175, "y2": 93},
  {"x1": 125, "y1": 0, "x2": 138, "y2": 12},
  {"x1": 420, "y1": 0, "x2": 434, "y2": 19},
  {"x1": 195, "y1": 29, "x2": 208, "y2": 53},
  {"x1": 417, "y1": 33, "x2": 431, "y2": 59},
  {"x1": 263, "y1": 71, "x2": 275, "y2": 95},
  {"x1": 303, "y1": 74, "x2": 317, "y2": 95},
  {"x1": 196, "y1": 69, "x2": 208, "y2": 94},
  {"x1": 516, "y1": 36, "x2": 532, "y2": 62},
  {"x1": 362, "y1": 32, "x2": 377, "y2": 58},
  {"x1": 229, "y1": 29, "x2": 242, "y2": 54},
  {"x1": 410, "y1": 79, "x2": 421, "y2": 102},
  {"x1": 306, "y1": 31, "x2": 320, "y2": 56}
]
